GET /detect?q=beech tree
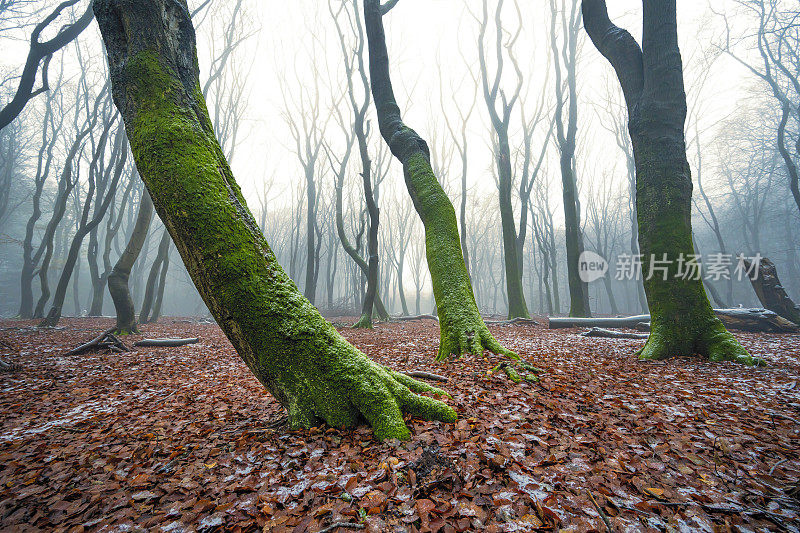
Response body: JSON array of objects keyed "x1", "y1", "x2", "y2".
[
  {"x1": 329, "y1": 0, "x2": 388, "y2": 328},
  {"x1": 551, "y1": 0, "x2": 591, "y2": 318},
  {"x1": 363, "y1": 0, "x2": 531, "y2": 369},
  {"x1": 0, "y1": 0, "x2": 94, "y2": 131},
  {"x1": 476, "y1": 0, "x2": 529, "y2": 319},
  {"x1": 582, "y1": 0, "x2": 760, "y2": 365},
  {"x1": 92, "y1": 0, "x2": 456, "y2": 440},
  {"x1": 108, "y1": 188, "x2": 153, "y2": 333}
]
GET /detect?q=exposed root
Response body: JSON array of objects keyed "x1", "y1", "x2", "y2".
[
  {"x1": 283, "y1": 360, "x2": 456, "y2": 442},
  {"x1": 435, "y1": 324, "x2": 519, "y2": 363},
  {"x1": 637, "y1": 320, "x2": 766, "y2": 367},
  {"x1": 489, "y1": 361, "x2": 543, "y2": 383},
  {"x1": 351, "y1": 313, "x2": 374, "y2": 329}
]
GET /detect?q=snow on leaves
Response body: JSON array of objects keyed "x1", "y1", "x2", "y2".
[{"x1": 0, "y1": 317, "x2": 798, "y2": 531}]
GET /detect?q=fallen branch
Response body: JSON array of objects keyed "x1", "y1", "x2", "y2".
[
  {"x1": 405, "y1": 370, "x2": 449, "y2": 382},
  {"x1": 134, "y1": 338, "x2": 199, "y2": 347},
  {"x1": 580, "y1": 328, "x2": 649, "y2": 340},
  {"x1": 485, "y1": 317, "x2": 540, "y2": 326},
  {"x1": 65, "y1": 328, "x2": 117, "y2": 356},
  {"x1": 315, "y1": 522, "x2": 365, "y2": 533},
  {"x1": 549, "y1": 308, "x2": 799, "y2": 333},
  {"x1": 587, "y1": 490, "x2": 613, "y2": 532}
]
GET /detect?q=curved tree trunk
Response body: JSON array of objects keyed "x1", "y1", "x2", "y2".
[
  {"x1": 108, "y1": 190, "x2": 153, "y2": 334},
  {"x1": 334, "y1": 166, "x2": 390, "y2": 322},
  {"x1": 363, "y1": 0, "x2": 520, "y2": 362},
  {"x1": 40, "y1": 125, "x2": 126, "y2": 328},
  {"x1": 140, "y1": 227, "x2": 169, "y2": 323},
  {"x1": 93, "y1": 0, "x2": 454, "y2": 440},
  {"x1": 583, "y1": 0, "x2": 758, "y2": 366},
  {"x1": 150, "y1": 250, "x2": 170, "y2": 323}
]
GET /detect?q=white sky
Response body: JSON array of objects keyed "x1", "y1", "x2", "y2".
[{"x1": 0, "y1": 0, "x2": 763, "y2": 229}]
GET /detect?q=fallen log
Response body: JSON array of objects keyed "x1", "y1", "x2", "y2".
[
  {"x1": 549, "y1": 308, "x2": 799, "y2": 333},
  {"x1": 394, "y1": 315, "x2": 439, "y2": 322},
  {"x1": 485, "y1": 317, "x2": 540, "y2": 326},
  {"x1": 580, "y1": 327, "x2": 649, "y2": 339},
  {"x1": 134, "y1": 338, "x2": 200, "y2": 347},
  {"x1": 744, "y1": 257, "x2": 800, "y2": 325},
  {"x1": 405, "y1": 370, "x2": 449, "y2": 382}
]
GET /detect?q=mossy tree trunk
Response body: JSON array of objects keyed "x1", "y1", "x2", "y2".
[
  {"x1": 582, "y1": 0, "x2": 760, "y2": 365},
  {"x1": 108, "y1": 190, "x2": 153, "y2": 334},
  {"x1": 363, "y1": 0, "x2": 518, "y2": 361},
  {"x1": 93, "y1": 0, "x2": 455, "y2": 440}
]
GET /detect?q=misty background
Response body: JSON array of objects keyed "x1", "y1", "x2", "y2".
[{"x1": 0, "y1": 0, "x2": 796, "y2": 319}]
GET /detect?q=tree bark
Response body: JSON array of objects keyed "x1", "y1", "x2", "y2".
[
  {"x1": 477, "y1": 0, "x2": 529, "y2": 319},
  {"x1": 93, "y1": 0, "x2": 455, "y2": 440},
  {"x1": 108, "y1": 190, "x2": 153, "y2": 334},
  {"x1": 40, "y1": 121, "x2": 126, "y2": 327},
  {"x1": 551, "y1": 0, "x2": 591, "y2": 318},
  {"x1": 140, "y1": 227, "x2": 170, "y2": 323},
  {"x1": 582, "y1": 0, "x2": 759, "y2": 365},
  {"x1": 363, "y1": 0, "x2": 517, "y2": 362},
  {"x1": 745, "y1": 257, "x2": 800, "y2": 325}
]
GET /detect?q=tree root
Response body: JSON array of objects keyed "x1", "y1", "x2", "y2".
[
  {"x1": 488, "y1": 361, "x2": 543, "y2": 383},
  {"x1": 281, "y1": 358, "x2": 456, "y2": 442},
  {"x1": 405, "y1": 370, "x2": 449, "y2": 382},
  {"x1": 351, "y1": 314, "x2": 374, "y2": 329},
  {"x1": 636, "y1": 320, "x2": 766, "y2": 367},
  {"x1": 436, "y1": 324, "x2": 518, "y2": 362}
]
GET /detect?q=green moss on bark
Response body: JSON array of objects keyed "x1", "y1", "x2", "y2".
[
  {"x1": 102, "y1": 31, "x2": 455, "y2": 440},
  {"x1": 633, "y1": 140, "x2": 761, "y2": 366}
]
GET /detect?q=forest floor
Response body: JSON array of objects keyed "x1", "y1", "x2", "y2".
[{"x1": 0, "y1": 317, "x2": 799, "y2": 533}]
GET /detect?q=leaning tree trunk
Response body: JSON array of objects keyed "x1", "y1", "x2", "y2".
[
  {"x1": 108, "y1": 190, "x2": 153, "y2": 334},
  {"x1": 363, "y1": 0, "x2": 517, "y2": 362},
  {"x1": 582, "y1": 0, "x2": 758, "y2": 366},
  {"x1": 139, "y1": 227, "x2": 169, "y2": 324},
  {"x1": 149, "y1": 250, "x2": 170, "y2": 323},
  {"x1": 93, "y1": 0, "x2": 455, "y2": 440}
]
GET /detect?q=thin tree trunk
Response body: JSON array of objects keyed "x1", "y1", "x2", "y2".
[
  {"x1": 140, "y1": 227, "x2": 170, "y2": 324},
  {"x1": 108, "y1": 191, "x2": 153, "y2": 333}
]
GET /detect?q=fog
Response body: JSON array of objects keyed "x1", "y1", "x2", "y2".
[{"x1": 0, "y1": 0, "x2": 797, "y2": 321}]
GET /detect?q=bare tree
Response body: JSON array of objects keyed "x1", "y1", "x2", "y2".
[
  {"x1": 475, "y1": 0, "x2": 529, "y2": 319},
  {"x1": 0, "y1": 0, "x2": 94, "y2": 131},
  {"x1": 551, "y1": 0, "x2": 591, "y2": 317},
  {"x1": 583, "y1": 0, "x2": 758, "y2": 365},
  {"x1": 364, "y1": 0, "x2": 525, "y2": 367}
]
